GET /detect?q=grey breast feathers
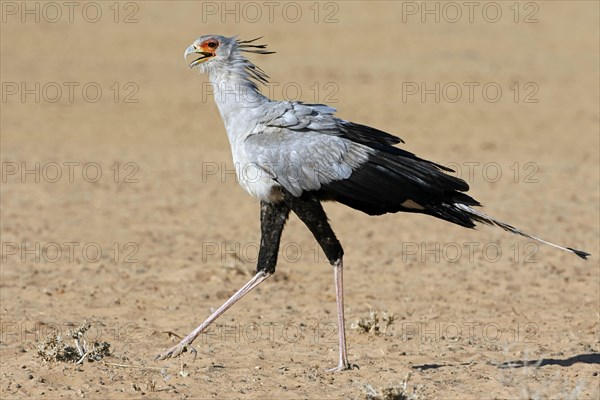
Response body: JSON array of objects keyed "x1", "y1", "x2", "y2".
[{"x1": 245, "y1": 102, "x2": 372, "y2": 196}]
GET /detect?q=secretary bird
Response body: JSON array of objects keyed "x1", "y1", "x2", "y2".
[{"x1": 156, "y1": 35, "x2": 589, "y2": 371}]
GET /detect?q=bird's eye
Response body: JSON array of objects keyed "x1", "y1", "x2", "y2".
[{"x1": 207, "y1": 41, "x2": 218, "y2": 49}]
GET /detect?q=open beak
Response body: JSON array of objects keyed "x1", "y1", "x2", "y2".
[{"x1": 184, "y1": 45, "x2": 214, "y2": 68}]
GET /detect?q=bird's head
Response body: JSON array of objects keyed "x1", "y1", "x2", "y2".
[{"x1": 184, "y1": 35, "x2": 274, "y2": 74}]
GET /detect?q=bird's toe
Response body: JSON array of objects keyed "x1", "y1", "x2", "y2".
[
  {"x1": 325, "y1": 362, "x2": 359, "y2": 373},
  {"x1": 156, "y1": 342, "x2": 197, "y2": 361}
]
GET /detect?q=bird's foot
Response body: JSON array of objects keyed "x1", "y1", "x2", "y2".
[
  {"x1": 155, "y1": 339, "x2": 197, "y2": 361},
  {"x1": 325, "y1": 362, "x2": 359, "y2": 373}
]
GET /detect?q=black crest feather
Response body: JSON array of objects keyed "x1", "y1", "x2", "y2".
[{"x1": 239, "y1": 37, "x2": 276, "y2": 55}]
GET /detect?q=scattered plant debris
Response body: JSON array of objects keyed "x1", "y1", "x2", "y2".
[
  {"x1": 37, "y1": 321, "x2": 111, "y2": 364},
  {"x1": 362, "y1": 373, "x2": 420, "y2": 400},
  {"x1": 353, "y1": 310, "x2": 396, "y2": 335}
]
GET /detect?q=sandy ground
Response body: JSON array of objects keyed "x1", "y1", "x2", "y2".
[{"x1": 1, "y1": 1, "x2": 599, "y2": 399}]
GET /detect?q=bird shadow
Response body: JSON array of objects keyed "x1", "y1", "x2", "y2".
[
  {"x1": 496, "y1": 353, "x2": 600, "y2": 369},
  {"x1": 411, "y1": 353, "x2": 600, "y2": 371}
]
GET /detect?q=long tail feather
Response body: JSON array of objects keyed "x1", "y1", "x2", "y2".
[{"x1": 452, "y1": 203, "x2": 590, "y2": 259}]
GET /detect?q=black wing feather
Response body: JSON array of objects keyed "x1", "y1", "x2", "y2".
[{"x1": 316, "y1": 121, "x2": 479, "y2": 226}]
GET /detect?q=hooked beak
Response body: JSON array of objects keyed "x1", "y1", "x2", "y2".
[{"x1": 184, "y1": 44, "x2": 214, "y2": 68}]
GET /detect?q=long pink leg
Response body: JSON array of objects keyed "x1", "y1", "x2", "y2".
[
  {"x1": 326, "y1": 259, "x2": 354, "y2": 372},
  {"x1": 157, "y1": 201, "x2": 290, "y2": 362},
  {"x1": 280, "y1": 192, "x2": 356, "y2": 372},
  {"x1": 156, "y1": 271, "x2": 271, "y2": 360}
]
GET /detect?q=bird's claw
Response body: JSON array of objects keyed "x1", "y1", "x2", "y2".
[
  {"x1": 325, "y1": 362, "x2": 359, "y2": 373},
  {"x1": 155, "y1": 341, "x2": 198, "y2": 361}
]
